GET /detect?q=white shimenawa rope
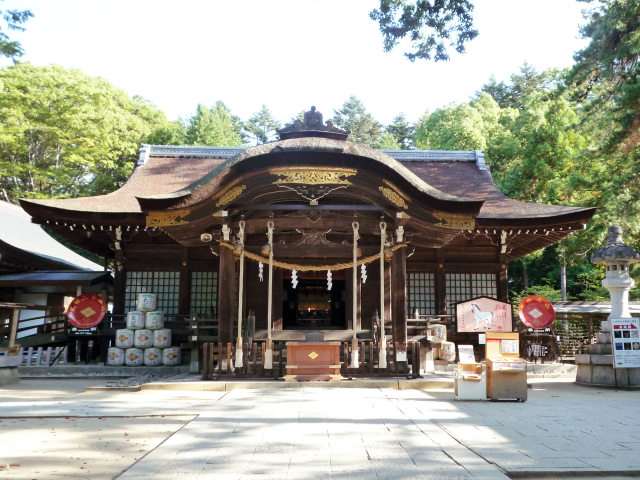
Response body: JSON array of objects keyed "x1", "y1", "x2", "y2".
[
  {"x1": 350, "y1": 221, "x2": 360, "y2": 369},
  {"x1": 235, "y1": 220, "x2": 245, "y2": 369},
  {"x1": 264, "y1": 220, "x2": 274, "y2": 369},
  {"x1": 379, "y1": 221, "x2": 387, "y2": 369}
]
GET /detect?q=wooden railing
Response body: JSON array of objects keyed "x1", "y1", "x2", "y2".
[{"x1": 201, "y1": 339, "x2": 425, "y2": 379}]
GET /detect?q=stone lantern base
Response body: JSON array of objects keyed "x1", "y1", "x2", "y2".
[{"x1": 575, "y1": 320, "x2": 640, "y2": 387}]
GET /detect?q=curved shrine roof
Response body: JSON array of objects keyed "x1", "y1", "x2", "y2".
[{"x1": 20, "y1": 140, "x2": 594, "y2": 227}]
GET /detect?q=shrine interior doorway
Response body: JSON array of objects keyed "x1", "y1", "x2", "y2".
[{"x1": 282, "y1": 276, "x2": 346, "y2": 330}]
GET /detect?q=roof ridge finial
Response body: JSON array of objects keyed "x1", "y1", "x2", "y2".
[{"x1": 278, "y1": 106, "x2": 350, "y2": 141}]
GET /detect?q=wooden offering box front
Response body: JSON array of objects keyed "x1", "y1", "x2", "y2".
[{"x1": 285, "y1": 342, "x2": 341, "y2": 381}]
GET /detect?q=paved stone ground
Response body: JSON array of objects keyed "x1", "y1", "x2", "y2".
[{"x1": 0, "y1": 378, "x2": 639, "y2": 479}]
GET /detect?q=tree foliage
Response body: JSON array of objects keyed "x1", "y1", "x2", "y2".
[
  {"x1": 370, "y1": 0, "x2": 477, "y2": 61},
  {"x1": 186, "y1": 101, "x2": 244, "y2": 146},
  {"x1": 244, "y1": 105, "x2": 281, "y2": 145},
  {"x1": 0, "y1": 63, "x2": 169, "y2": 201},
  {"x1": 333, "y1": 96, "x2": 382, "y2": 147},
  {"x1": 0, "y1": 3, "x2": 32, "y2": 60},
  {"x1": 386, "y1": 113, "x2": 415, "y2": 149},
  {"x1": 570, "y1": 0, "x2": 640, "y2": 149}
]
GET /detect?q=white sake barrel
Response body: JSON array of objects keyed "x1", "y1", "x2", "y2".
[
  {"x1": 106, "y1": 347, "x2": 125, "y2": 366},
  {"x1": 439, "y1": 341, "x2": 456, "y2": 362},
  {"x1": 143, "y1": 347, "x2": 162, "y2": 366},
  {"x1": 124, "y1": 348, "x2": 143, "y2": 366},
  {"x1": 430, "y1": 324, "x2": 447, "y2": 343},
  {"x1": 144, "y1": 311, "x2": 164, "y2": 330},
  {"x1": 137, "y1": 293, "x2": 157, "y2": 312},
  {"x1": 153, "y1": 328, "x2": 171, "y2": 348},
  {"x1": 162, "y1": 346, "x2": 181, "y2": 366},
  {"x1": 115, "y1": 329, "x2": 134, "y2": 348},
  {"x1": 133, "y1": 329, "x2": 153, "y2": 348},
  {"x1": 126, "y1": 311, "x2": 145, "y2": 330}
]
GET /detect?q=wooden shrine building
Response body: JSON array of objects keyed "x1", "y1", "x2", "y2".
[{"x1": 19, "y1": 107, "x2": 596, "y2": 372}]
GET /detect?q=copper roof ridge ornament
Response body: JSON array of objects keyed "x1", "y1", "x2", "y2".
[{"x1": 278, "y1": 106, "x2": 350, "y2": 141}]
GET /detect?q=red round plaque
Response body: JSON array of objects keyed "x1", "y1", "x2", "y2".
[
  {"x1": 518, "y1": 295, "x2": 555, "y2": 329},
  {"x1": 67, "y1": 293, "x2": 107, "y2": 328}
]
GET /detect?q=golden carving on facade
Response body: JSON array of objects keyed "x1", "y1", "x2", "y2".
[
  {"x1": 433, "y1": 211, "x2": 476, "y2": 230},
  {"x1": 146, "y1": 210, "x2": 190, "y2": 227},
  {"x1": 379, "y1": 186, "x2": 408, "y2": 209},
  {"x1": 269, "y1": 167, "x2": 357, "y2": 185},
  {"x1": 215, "y1": 184, "x2": 246, "y2": 207}
]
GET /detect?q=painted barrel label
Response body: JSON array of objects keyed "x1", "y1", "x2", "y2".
[
  {"x1": 115, "y1": 329, "x2": 134, "y2": 348},
  {"x1": 145, "y1": 311, "x2": 165, "y2": 330},
  {"x1": 106, "y1": 347, "x2": 125, "y2": 366},
  {"x1": 162, "y1": 347, "x2": 181, "y2": 366},
  {"x1": 126, "y1": 311, "x2": 145, "y2": 330},
  {"x1": 153, "y1": 328, "x2": 171, "y2": 348},
  {"x1": 137, "y1": 293, "x2": 157, "y2": 312},
  {"x1": 144, "y1": 347, "x2": 162, "y2": 366},
  {"x1": 134, "y1": 329, "x2": 153, "y2": 348},
  {"x1": 124, "y1": 348, "x2": 143, "y2": 366}
]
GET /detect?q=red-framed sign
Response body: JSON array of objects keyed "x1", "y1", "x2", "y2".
[
  {"x1": 66, "y1": 293, "x2": 107, "y2": 329},
  {"x1": 518, "y1": 295, "x2": 555, "y2": 329}
]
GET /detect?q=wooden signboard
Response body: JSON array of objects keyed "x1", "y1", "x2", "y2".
[
  {"x1": 456, "y1": 297, "x2": 512, "y2": 333},
  {"x1": 485, "y1": 332, "x2": 520, "y2": 359}
]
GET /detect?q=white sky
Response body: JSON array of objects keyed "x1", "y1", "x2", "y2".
[{"x1": 1, "y1": 0, "x2": 589, "y2": 125}]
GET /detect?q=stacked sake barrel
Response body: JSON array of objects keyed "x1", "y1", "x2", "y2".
[{"x1": 107, "y1": 293, "x2": 181, "y2": 367}]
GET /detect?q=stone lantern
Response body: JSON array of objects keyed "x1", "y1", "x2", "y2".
[
  {"x1": 576, "y1": 225, "x2": 640, "y2": 386},
  {"x1": 591, "y1": 225, "x2": 640, "y2": 320}
]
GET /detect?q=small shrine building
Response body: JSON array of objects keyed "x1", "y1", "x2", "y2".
[{"x1": 19, "y1": 108, "x2": 596, "y2": 370}]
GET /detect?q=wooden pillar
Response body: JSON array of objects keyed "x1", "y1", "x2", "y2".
[
  {"x1": 113, "y1": 248, "x2": 126, "y2": 316},
  {"x1": 8, "y1": 308, "x2": 19, "y2": 348},
  {"x1": 384, "y1": 261, "x2": 392, "y2": 334},
  {"x1": 178, "y1": 247, "x2": 191, "y2": 316},
  {"x1": 218, "y1": 243, "x2": 235, "y2": 347},
  {"x1": 392, "y1": 246, "x2": 407, "y2": 355},
  {"x1": 273, "y1": 268, "x2": 283, "y2": 331},
  {"x1": 345, "y1": 272, "x2": 361, "y2": 330},
  {"x1": 497, "y1": 256, "x2": 509, "y2": 303},
  {"x1": 435, "y1": 250, "x2": 447, "y2": 315}
]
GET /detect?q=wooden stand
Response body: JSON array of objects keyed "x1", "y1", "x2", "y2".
[{"x1": 285, "y1": 342, "x2": 341, "y2": 381}]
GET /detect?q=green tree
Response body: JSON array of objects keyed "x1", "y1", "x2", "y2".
[
  {"x1": 0, "y1": 63, "x2": 169, "y2": 201},
  {"x1": 478, "y1": 64, "x2": 561, "y2": 110},
  {"x1": 1, "y1": 3, "x2": 32, "y2": 60},
  {"x1": 386, "y1": 113, "x2": 415, "y2": 149},
  {"x1": 499, "y1": 97, "x2": 588, "y2": 205},
  {"x1": 369, "y1": 0, "x2": 477, "y2": 61},
  {"x1": 145, "y1": 119, "x2": 188, "y2": 146},
  {"x1": 566, "y1": 0, "x2": 640, "y2": 249},
  {"x1": 375, "y1": 131, "x2": 401, "y2": 149},
  {"x1": 244, "y1": 105, "x2": 281, "y2": 145},
  {"x1": 333, "y1": 96, "x2": 382, "y2": 146},
  {"x1": 414, "y1": 94, "x2": 509, "y2": 151},
  {"x1": 185, "y1": 101, "x2": 244, "y2": 146},
  {"x1": 570, "y1": 0, "x2": 640, "y2": 149}
]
